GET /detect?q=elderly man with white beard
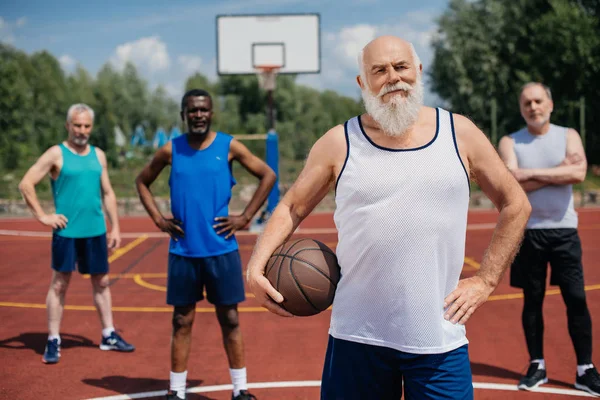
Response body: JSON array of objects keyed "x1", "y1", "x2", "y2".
[{"x1": 247, "y1": 35, "x2": 531, "y2": 400}]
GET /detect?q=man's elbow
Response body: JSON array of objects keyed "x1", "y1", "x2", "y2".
[{"x1": 18, "y1": 180, "x2": 30, "y2": 195}]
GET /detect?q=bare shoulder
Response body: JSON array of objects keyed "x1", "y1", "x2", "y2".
[
  {"x1": 40, "y1": 145, "x2": 63, "y2": 164},
  {"x1": 94, "y1": 147, "x2": 107, "y2": 165},
  {"x1": 156, "y1": 139, "x2": 173, "y2": 163},
  {"x1": 315, "y1": 124, "x2": 346, "y2": 152},
  {"x1": 451, "y1": 113, "x2": 491, "y2": 153}
]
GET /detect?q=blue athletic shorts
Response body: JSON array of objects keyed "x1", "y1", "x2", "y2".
[
  {"x1": 166, "y1": 251, "x2": 246, "y2": 306},
  {"x1": 51, "y1": 233, "x2": 109, "y2": 275},
  {"x1": 321, "y1": 336, "x2": 473, "y2": 400}
]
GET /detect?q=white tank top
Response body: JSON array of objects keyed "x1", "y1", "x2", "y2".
[{"x1": 331, "y1": 108, "x2": 471, "y2": 354}]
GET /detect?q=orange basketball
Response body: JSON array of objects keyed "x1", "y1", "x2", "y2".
[{"x1": 265, "y1": 238, "x2": 341, "y2": 316}]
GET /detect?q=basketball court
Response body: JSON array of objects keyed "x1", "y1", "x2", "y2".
[
  {"x1": 2, "y1": 11, "x2": 599, "y2": 400},
  {"x1": 1, "y1": 209, "x2": 600, "y2": 399}
]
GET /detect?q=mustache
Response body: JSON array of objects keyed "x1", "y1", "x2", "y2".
[{"x1": 378, "y1": 82, "x2": 413, "y2": 97}]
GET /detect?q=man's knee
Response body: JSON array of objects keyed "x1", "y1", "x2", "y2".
[
  {"x1": 91, "y1": 274, "x2": 110, "y2": 290},
  {"x1": 49, "y1": 273, "x2": 71, "y2": 296},
  {"x1": 216, "y1": 306, "x2": 240, "y2": 331},
  {"x1": 172, "y1": 308, "x2": 195, "y2": 333}
]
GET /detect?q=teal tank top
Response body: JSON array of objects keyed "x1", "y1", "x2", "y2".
[{"x1": 51, "y1": 143, "x2": 106, "y2": 238}]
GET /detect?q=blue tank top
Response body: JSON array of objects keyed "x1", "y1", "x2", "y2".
[
  {"x1": 51, "y1": 144, "x2": 106, "y2": 238},
  {"x1": 168, "y1": 133, "x2": 238, "y2": 257}
]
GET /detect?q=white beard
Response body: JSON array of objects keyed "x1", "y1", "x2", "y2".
[{"x1": 361, "y1": 77, "x2": 424, "y2": 137}]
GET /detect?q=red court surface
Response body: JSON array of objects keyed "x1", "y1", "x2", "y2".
[{"x1": 1, "y1": 209, "x2": 599, "y2": 399}]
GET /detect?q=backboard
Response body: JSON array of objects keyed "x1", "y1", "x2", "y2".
[{"x1": 216, "y1": 13, "x2": 320, "y2": 75}]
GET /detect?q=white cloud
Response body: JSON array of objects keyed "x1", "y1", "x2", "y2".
[
  {"x1": 178, "y1": 55, "x2": 202, "y2": 75},
  {"x1": 111, "y1": 36, "x2": 170, "y2": 73},
  {"x1": 59, "y1": 54, "x2": 76, "y2": 71},
  {"x1": 335, "y1": 25, "x2": 378, "y2": 66},
  {"x1": 294, "y1": 10, "x2": 439, "y2": 103}
]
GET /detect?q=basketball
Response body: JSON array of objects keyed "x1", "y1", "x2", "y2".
[{"x1": 265, "y1": 238, "x2": 340, "y2": 316}]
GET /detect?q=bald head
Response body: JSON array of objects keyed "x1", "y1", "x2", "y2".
[{"x1": 358, "y1": 36, "x2": 421, "y2": 85}]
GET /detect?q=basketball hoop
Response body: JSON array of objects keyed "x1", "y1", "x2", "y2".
[{"x1": 256, "y1": 65, "x2": 280, "y2": 91}]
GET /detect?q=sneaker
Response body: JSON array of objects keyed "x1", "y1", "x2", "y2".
[
  {"x1": 99, "y1": 331, "x2": 135, "y2": 352},
  {"x1": 575, "y1": 367, "x2": 600, "y2": 397},
  {"x1": 232, "y1": 390, "x2": 257, "y2": 400},
  {"x1": 42, "y1": 338, "x2": 60, "y2": 364},
  {"x1": 518, "y1": 362, "x2": 548, "y2": 390},
  {"x1": 165, "y1": 390, "x2": 185, "y2": 400}
]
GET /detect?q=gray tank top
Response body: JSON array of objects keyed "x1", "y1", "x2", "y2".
[{"x1": 510, "y1": 124, "x2": 577, "y2": 229}]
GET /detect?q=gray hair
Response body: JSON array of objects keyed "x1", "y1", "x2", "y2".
[
  {"x1": 66, "y1": 103, "x2": 95, "y2": 123},
  {"x1": 519, "y1": 82, "x2": 552, "y2": 101},
  {"x1": 358, "y1": 42, "x2": 422, "y2": 85}
]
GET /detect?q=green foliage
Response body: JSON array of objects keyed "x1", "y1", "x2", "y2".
[
  {"x1": 0, "y1": 43, "x2": 364, "y2": 199},
  {"x1": 430, "y1": 0, "x2": 600, "y2": 162}
]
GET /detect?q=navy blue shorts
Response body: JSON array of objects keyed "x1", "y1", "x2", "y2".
[
  {"x1": 51, "y1": 233, "x2": 109, "y2": 275},
  {"x1": 321, "y1": 336, "x2": 473, "y2": 400},
  {"x1": 167, "y1": 251, "x2": 246, "y2": 306}
]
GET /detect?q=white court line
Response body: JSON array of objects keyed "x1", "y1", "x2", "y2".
[
  {"x1": 0, "y1": 223, "x2": 499, "y2": 239},
  {"x1": 84, "y1": 380, "x2": 596, "y2": 400}
]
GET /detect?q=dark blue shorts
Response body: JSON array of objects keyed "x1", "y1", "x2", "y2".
[
  {"x1": 51, "y1": 233, "x2": 109, "y2": 275},
  {"x1": 167, "y1": 251, "x2": 246, "y2": 306},
  {"x1": 321, "y1": 336, "x2": 473, "y2": 400}
]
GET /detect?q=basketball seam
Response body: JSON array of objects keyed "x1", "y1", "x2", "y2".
[
  {"x1": 268, "y1": 254, "x2": 338, "y2": 287},
  {"x1": 288, "y1": 259, "x2": 320, "y2": 313}
]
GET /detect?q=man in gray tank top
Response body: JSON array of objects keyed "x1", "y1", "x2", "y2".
[{"x1": 499, "y1": 82, "x2": 599, "y2": 396}]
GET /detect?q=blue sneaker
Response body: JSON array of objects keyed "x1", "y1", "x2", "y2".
[
  {"x1": 99, "y1": 331, "x2": 135, "y2": 352},
  {"x1": 42, "y1": 338, "x2": 60, "y2": 364}
]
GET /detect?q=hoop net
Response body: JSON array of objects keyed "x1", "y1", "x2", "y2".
[{"x1": 256, "y1": 65, "x2": 280, "y2": 91}]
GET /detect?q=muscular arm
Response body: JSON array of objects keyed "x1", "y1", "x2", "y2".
[
  {"x1": 97, "y1": 149, "x2": 120, "y2": 236},
  {"x1": 18, "y1": 146, "x2": 65, "y2": 225},
  {"x1": 135, "y1": 141, "x2": 172, "y2": 225},
  {"x1": 230, "y1": 139, "x2": 277, "y2": 222},
  {"x1": 497, "y1": 135, "x2": 548, "y2": 192},
  {"x1": 523, "y1": 129, "x2": 587, "y2": 185},
  {"x1": 246, "y1": 125, "x2": 346, "y2": 316},
  {"x1": 445, "y1": 116, "x2": 531, "y2": 324}
]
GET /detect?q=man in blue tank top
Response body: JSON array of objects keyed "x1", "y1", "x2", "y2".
[
  {"x1": 18, "y1": 103, "x2": 135, "y2": 365},
  {"x1": 136, "y1": 89, "x2": 276, "y2": 400},
  {"x1": 499, "y1": 83, "x2": 599, "y2": 396}
]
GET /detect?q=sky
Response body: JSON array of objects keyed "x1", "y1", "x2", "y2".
[{"x1": 0, "y1": 0, "x2": 449, "y2": 103}]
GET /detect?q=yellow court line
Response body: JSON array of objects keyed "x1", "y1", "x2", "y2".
[
  {"x1": 133, "y1": 274, "x2": 166, "y2": 292},
  {"x1": 1, "y1": 284, "x2": 599, "y2": 312},
  {"x1": 108, "y1": 235, "x2": 149, "y2": 263},
  {"x1": 0, "y1": 302, "x2": 268, "y2": 313},
  {"x1": 132, "y1": 274, "x2": 256, "y2": 297},
  {"x1": 82, "y1": 235, "x2": 148, "y2": 279},
  {"x1": 488, "y1": 285, "x2": 600, "y2": 301},
  {"x1": 463, "y1": 257, "x2": 481, "y2": 270}
]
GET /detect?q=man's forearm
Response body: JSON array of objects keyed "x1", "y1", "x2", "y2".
[
  {"x1": 19, "y1": 182, "x2": 46, "y2": 220},
  {"x1": 476, "y1": 198, "x2": 530, "y2": 288},
  {"x1": 104, "y1": 192, "x2": 120, "y2": 231},
  {"x1": 247, "y1": 202, "x2": 299, "y2": 277},
  {"x1": 520, "y1": 179, "x2": 548, "y2": 192},
  {"x1": 136, "y1": 182, "x2": 164, "y2": 224},
  {"x1": 528, "y1": 164, "x2": 586, "y2": 185},
  {"x1": 242, "y1": 173, "x2": 277, "y2": 220}
]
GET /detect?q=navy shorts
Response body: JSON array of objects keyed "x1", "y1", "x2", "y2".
[
  {"x1": 321, "y1": 336, "x2": 473, "y2": 400},
  {"x1": 51, "y1": 233, "x2": 109, "y2": 275},
  {"x1": 167, "y1": 251, "x2": 246, "y2": 306}
]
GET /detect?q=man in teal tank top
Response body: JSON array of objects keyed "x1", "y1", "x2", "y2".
[
  {"x1": 136, "y1": 89, "x2": 276, "y2": 400},
  {"x1": 19, "y1": 103, "x2": 135, "y2": 365},
  {"x1": 499, "y1": 83, "x2": 599, "y2": 396}
]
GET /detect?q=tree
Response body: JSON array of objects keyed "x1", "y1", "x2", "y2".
[{"x1": 430, "y1": 0, "x2": 600, "y2": 162}]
